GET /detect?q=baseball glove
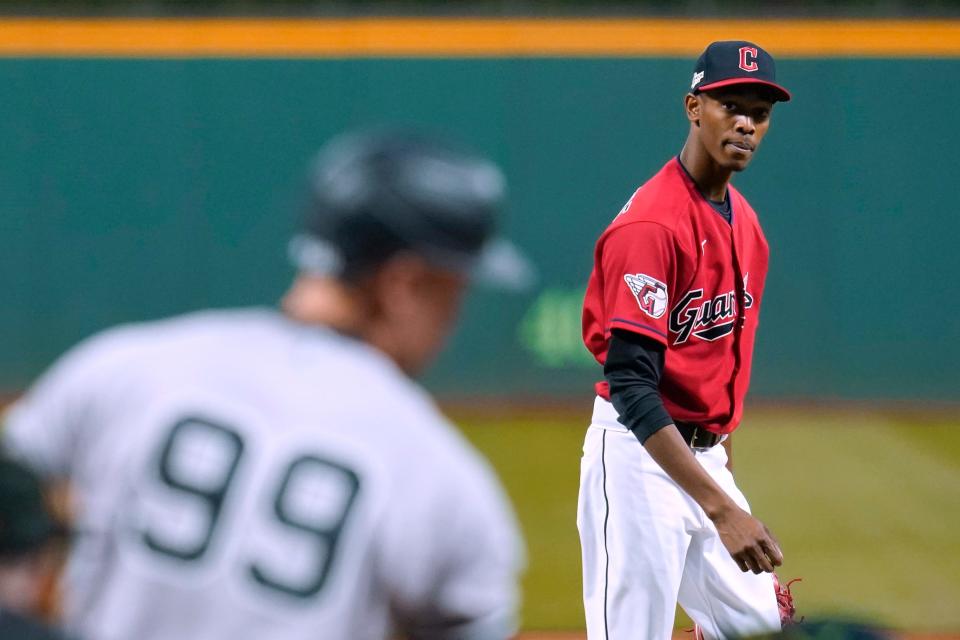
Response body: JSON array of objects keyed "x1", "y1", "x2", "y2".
[{"x1": 774, "y1": 574, "x2": 802, "y2": 628}]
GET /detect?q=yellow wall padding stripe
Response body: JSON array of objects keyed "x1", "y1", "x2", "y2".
[{"x1": 0, "y1": 18, "x2": 957, "y2": 57}]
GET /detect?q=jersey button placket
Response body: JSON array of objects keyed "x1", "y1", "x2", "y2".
[{"x1": 728, "y1": 210, "x2": 746, "y2": 414}]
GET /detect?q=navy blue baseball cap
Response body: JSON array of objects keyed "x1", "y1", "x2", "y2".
[{"x1": 690, "y1": 40, "x2": 791, "y2": 102}]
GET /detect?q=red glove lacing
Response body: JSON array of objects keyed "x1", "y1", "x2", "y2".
[{"x1": 774, "y1": 574, "x2": 803, "y2": 627}]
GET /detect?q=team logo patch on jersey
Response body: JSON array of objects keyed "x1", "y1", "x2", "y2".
[{"x1": 624, "y1": 273, "x2": 668, "y2": 319}]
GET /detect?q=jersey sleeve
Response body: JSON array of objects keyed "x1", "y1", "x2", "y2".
[
  {"x1": 2, "y1": 331, "x2": 125, "y2": 479},
  {"x1": 599, "y1": 222, "x2": 677, "y2": 347},
  {"x1": 605, "y1": 330, "x2": 674, "y2": 442},
  {"x1": 380, "y1": 440, "x2": 525, "y2": 640}
]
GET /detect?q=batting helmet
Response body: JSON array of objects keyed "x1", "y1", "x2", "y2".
[{"x1": 289, "y1": 129, "x2": 535, "y2": 290}]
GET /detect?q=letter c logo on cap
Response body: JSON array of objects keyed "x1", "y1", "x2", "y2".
[{"x1": 739, "y1": 46, "x2": 759, "y2": 72}]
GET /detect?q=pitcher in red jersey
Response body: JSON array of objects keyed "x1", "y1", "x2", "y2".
[{"x1": 578, "y1": 41, "x2": 792, "y2": 640}]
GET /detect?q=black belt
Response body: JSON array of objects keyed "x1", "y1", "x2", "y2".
[{"x1": 675, "y1": 421, "x2": 723, "y2": 450}]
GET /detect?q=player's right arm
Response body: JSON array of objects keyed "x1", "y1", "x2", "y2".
[
  {"x1": 2, "y1": 332, "x2": 120, "y2": 479},
  {"x1": 642, "y1": 427, "x2": 782, "y2": 574},
  {"x1": 606, "y1": 329, "x2": 782, "y2": 574},
  {"x1": 598, "y1": 225, "x2": 782, "y2": 575}
]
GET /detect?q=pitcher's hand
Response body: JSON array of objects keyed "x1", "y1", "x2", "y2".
[{"x1": 710, "y1": 505, "x2": 783, "y2": 574}]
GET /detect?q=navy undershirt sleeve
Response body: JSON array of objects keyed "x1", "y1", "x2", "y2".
[{"x1": 604, "y1": 329, "x2": 675, "y2": 444}]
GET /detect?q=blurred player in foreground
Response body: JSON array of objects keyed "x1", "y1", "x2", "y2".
[{"x1": 3, "y1": 130, "x2": 531, "y2": 640}]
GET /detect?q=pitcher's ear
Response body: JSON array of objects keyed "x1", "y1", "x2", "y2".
[{"x1": 685, "y1": 93, "x2": 701, "y2": 128}]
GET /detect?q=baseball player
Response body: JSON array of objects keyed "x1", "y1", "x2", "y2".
[
  {"x1": 2, "y1": 131, "x2": 530, "y2": 640},
  {"x1": 578, "y1": 41, "x2": 792, "y2": 639}
]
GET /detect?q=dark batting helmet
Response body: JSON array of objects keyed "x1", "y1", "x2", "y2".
[{"x1": 289, "y1": 129, "x2": 535, "y2": 290}]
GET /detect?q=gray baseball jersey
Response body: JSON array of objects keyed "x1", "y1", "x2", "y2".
[{"x1": 3, "y1": 309, "x2": 524, "y2": 640}]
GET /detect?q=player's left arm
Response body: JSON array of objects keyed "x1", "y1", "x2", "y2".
[
  {"x1": 424, "y1": 475, "x2": 523, "y2": 640},
  {"x1": 383, "y1": 450, "x2": 525, "y2": 640}
]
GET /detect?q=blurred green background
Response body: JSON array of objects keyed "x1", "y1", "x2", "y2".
[{"x1": 3, "y1": 56, "x2": 959, "y2": 402}]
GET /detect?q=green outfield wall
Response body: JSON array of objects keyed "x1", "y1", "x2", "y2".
[{"x1": 2, "y1": 52, "x2": 958, "y2": 401}]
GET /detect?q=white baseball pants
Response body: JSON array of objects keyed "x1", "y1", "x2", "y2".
[{"x1": 577, "y1": 397, "x2": 781, "y2": 640}]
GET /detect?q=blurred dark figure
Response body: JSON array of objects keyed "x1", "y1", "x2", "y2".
[
  {"x1": 745, "y1": 619, "x2": 892, "y2": 639},
  {"x1": 0, "y1": 456, "x2": 73, "y2": 640}
]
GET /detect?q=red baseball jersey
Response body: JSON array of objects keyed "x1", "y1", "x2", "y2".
[{"x1": 582, "y1": 157, "x2": 769, "y2": 435}]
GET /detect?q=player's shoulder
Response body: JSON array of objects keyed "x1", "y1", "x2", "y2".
[
  {"x1": 607, "y1": 157, "x2": 699, "y2": 235},
  {"x1": 594, "y1": 158, "x2": 703, "y2": 258},
  {"x1": 40, "y1": 308, "x2": 283, "y2": 384},
  {"x1": 36, "y1": 317, "x2": 162, "y2": 384},
  {"x1": 349, "y1": 368, "x2": 506, "y2": 503},
  {"x1": 371, "y1": 380, "x2": 487, "y2": 475},
  {"x1": 137, "y1": 307, "x2": 290, "y2": 345},
  {"x1": 377, "y1": 389, "x2": 519, "y2": 539},
  {"x1": 72, "y1": 307, "x2": 273, "y2": 356}
]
